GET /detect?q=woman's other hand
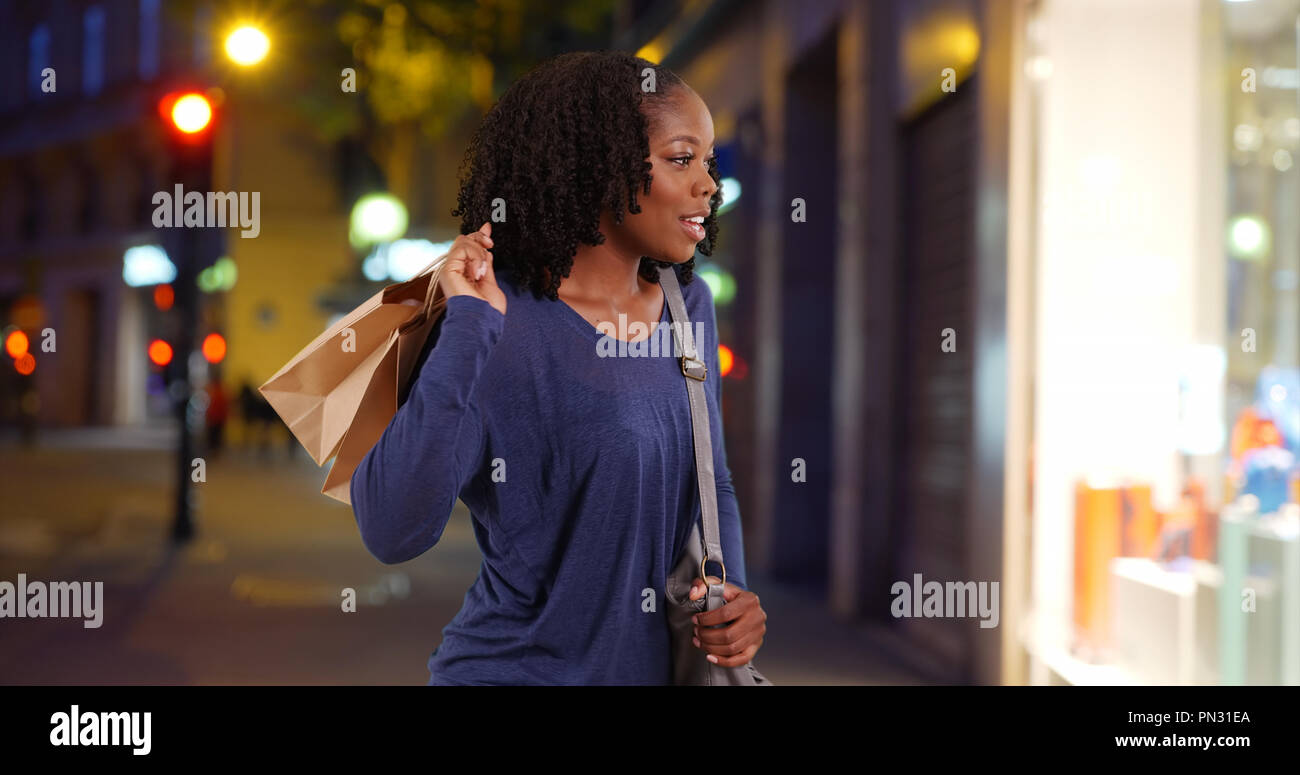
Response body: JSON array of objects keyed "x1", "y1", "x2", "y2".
[
  {"x1": 688, "y1": 575, "x2": 766, "y2": 667},
  {"x1": 439, "y1": 222, "x2": 507, "y2": 316}
]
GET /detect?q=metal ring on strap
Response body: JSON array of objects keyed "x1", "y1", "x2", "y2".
[{"x1": 700, "y1": 555, "x2": 726, "y2": 588}]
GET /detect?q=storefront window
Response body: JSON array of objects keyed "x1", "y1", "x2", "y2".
[{"x1": 1022, "y1": 0, "x2": 1300, "y2": 686}]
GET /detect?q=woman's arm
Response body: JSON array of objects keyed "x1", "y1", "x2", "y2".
[{"x1": 350, "y1": 294, "x2": 504, "y2": 564}]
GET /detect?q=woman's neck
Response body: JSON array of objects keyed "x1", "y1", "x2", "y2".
[{"x1": 559, "y1": 243, "x2": 645, "y2": 306}]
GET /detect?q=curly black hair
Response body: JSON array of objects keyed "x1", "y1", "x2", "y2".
[{"x1": 451, "y1": 50, "x2": 723, "y2": 301}]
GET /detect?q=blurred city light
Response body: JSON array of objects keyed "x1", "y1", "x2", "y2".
[
  {"x1": 153, "y1": 283, "x2": 174, "y2": 311},
  {"x1": 718, "y1": 343, "x2": 734, "y2": 378},
  {"x1": 10, "y1": 295, "x2": 44, "y2": 328},
  {"x1": 1233, "y1": 123, "x2": 1262, "y2": 152},
  {"x1": 123, "y1": 245, "x2": 176, "y2": 286},
  {"x1": 361, "y1": 248, "x2": 388, "y2": 282},
  {"x1": 1025, "y1": 55, "x2": 1052, "y2": 80},
  {"x1": 946, "y1": 24, "x2": 980, "y2": 65},
  {"x1": 225, "y1": 26, "x2": 270, "y2": 67},
  {"x1": 170, "y1": 93, "x2": 213, "y2": 134},
  {"x1": 1228, "y1": 215, "x2": 1270, "y2": 260},
  {"x1": 148, "y1": 339, "x2": 173, "y2": 367},
  {"x1": 636, "y1": 41, "x2": 663, "y2": 64},
  {"x1": 387, "y1": 239, "x2": 452, "y2": 281},
  {"x1": 718, "y1": 177, "x2": 741, "y2": 214},
  {"x1": 198, "y1": 256, "x2": 238, "y2": 293},
  {"x1": 202, "y1": 333, "x2": 227, "y2": 364},
  {"x1": 5, "y1": 329, "x2": 29, "y2": 358},
  {"x1": 696, "y1": 262, "x2": 737, "y2": 306},
  {"x1": 14, "y1": 352, "x2": 34, "y2": 375},
  {"x1": 350, "y1": 193, "x2": 408, "y2": 248}
]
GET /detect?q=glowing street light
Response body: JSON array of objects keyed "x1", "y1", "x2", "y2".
[
  {"x1": 225, "y1": 26, "x2": 270, "y2": 67},
  {"x1": 350, "y1": 193, "x2": 409, "y2": 248}
]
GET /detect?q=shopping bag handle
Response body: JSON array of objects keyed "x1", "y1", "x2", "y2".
[{"x1": 395, "y1": 250, "x2": 450, "y2": 335}]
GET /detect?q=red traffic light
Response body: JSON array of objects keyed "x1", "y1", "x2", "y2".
[
  {"x1": 157, "y1": 91, "x2": 217, "y2": 138},
  {"x1": 172, "y1": 94, "x2": 212, "y2": 133}
]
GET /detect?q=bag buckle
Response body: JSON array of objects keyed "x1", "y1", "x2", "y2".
[
  {"x1": 680, "y1": 355, "x2": 707, "y2": 381},
  {"x1": 700, "y1": 555, "x2": 727, "y2": 588}
]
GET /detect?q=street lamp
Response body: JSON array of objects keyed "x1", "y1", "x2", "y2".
[
  {"x1": 225, "y1": 26, "x2": 270, "y2": 67},
  {"x1": 349, "y1": 193, "x2": 409, "y2": 249}
]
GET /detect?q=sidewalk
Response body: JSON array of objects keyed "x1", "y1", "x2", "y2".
[{"x1": 0, "y1": 431, "x2": 932, "y2": 685}]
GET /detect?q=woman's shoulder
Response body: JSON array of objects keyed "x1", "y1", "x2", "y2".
[
  {"x1": 492, "y1": 266, "x2": 540, "y2": 309},
  {"x1": 673, "y1": 264, "x2": 715, "y2": 322}
]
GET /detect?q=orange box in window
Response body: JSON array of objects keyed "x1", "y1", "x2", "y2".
[
  {"x1": 1187, "y1": 478, "x2": 1215, "y2": 561},
  {"x1": 1073, "y1": 482, "x2": 1121, "y2": 654},
  {"x1": 1119, "y1": 483, "x2": 1161, "y2": 558}
]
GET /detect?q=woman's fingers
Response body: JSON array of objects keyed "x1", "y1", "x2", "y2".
[
  {"x1": 455, "y1": 241, "x2": 490, "y2": 279},
  {"x1": 439, "y1": 238, "x2": 489, "y2": 298},
  {"x1": 708, "y1": 643, "x2": 761, "y2": 668},
  {"x1": 435, "y1": 225, "x2": 505, "y2": 315},
  {"x1": 688, "y1": 575, "x2": 723, "y2": 601},
  {"x1": 477, "y1": 243, "x2": 497, "y2": 283},
  {"x1": 693, "y1": 607, "x2": 764, "y2": 654}
]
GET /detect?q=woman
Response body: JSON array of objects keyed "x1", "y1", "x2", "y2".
[{"x1": 350, "y1": 51, "x2": 767, "y2": 685}]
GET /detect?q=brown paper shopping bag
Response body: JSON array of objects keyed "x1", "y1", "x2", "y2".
[{"x1": 259, "y1": 252, "x2": 449, "y2": 504}]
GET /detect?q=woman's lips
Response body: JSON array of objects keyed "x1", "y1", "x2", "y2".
[{"x1": 678, "y1": 217, "x2": 705, "y2": 241}]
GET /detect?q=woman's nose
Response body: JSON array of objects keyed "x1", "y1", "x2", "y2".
[{"x1": 696, "y1": 173, "x2": 717, "y2": 199}]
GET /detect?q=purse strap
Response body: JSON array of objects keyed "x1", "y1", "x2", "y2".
[{"x1": 657, "y1": 265, "x2": 727, "y2": 586}]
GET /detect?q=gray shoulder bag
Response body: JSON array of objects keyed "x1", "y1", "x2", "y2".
[{"x1": 658, "y1": 265, "x2": 773, "y2": 686}]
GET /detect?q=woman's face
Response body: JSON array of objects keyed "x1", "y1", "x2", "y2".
[{"x1": 603, "y1": 88, "x2": 718, "y2": 264}]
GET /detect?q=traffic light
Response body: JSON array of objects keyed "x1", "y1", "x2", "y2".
[
  {"x1": 154, "y1": 86, "x2": 221, "y2": 543},
  {"x1": 157, "y1": 90, "x2": 216, "y2": 143}
]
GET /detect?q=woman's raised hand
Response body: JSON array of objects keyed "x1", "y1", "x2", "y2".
[{"x1": 439, "y1": 222, "x2": 506, "y2": 316}]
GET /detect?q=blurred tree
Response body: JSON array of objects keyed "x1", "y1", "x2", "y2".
[{"x1": 170, "y1": 0, "x2": 615, "y2": 211}]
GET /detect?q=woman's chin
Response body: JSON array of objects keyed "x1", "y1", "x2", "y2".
[{"x1": 644, "y1": 246, "x2": 696, "y2": 265}]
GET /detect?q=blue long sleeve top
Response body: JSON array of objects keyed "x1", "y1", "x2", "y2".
[{"x1": 349, "y1": 263, "x2": 749, "y2": 685}]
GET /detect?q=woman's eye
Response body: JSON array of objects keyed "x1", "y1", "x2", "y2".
[{"x1": 671, "y1": 155, "x2": 693, "y2": 167}]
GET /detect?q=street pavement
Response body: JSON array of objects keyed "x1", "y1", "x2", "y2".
[{"x1": 0, "y1": 423, "x2": 934, "y2": 685}]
